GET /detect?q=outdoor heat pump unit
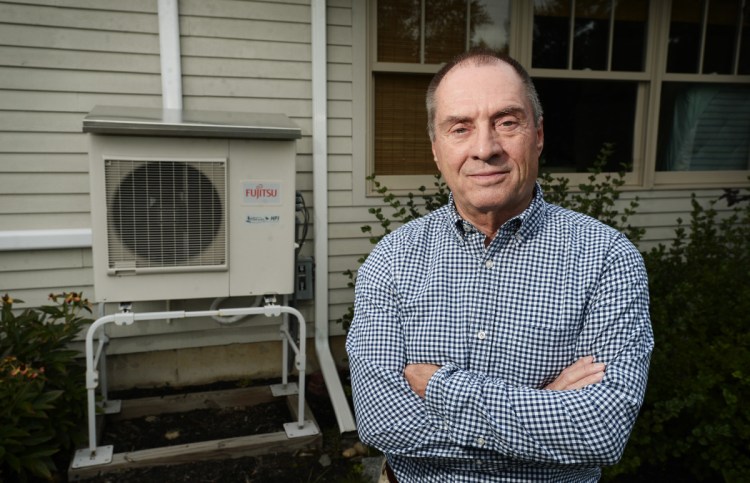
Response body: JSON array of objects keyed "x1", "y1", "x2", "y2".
[
  {"x1": 73, "y1": 107, "x2": 332, "y2": 471},
  {"x1": 84, "y1": 105, "x2": 301, "y2": 302}
]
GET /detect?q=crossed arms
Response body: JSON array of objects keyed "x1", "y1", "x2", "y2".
[{"x1": 346, "y1": 238, "x2": 653, "y2": 468}]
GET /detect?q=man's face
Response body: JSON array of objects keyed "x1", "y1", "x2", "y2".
[{"x1": 431, "y1": 61, "x2": 544, "y2": 228}]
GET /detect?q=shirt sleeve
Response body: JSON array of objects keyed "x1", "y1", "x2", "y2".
[
  {"x1": 347, "y1": 240, "x2": 485, "y2": 462},
  {"x1": 347, "y1": 234, "x2": 653, "y2": 467}
]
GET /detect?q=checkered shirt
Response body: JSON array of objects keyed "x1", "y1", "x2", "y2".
[{"x1": 346, "y1": 184, "x2": 653, "y2": 482}]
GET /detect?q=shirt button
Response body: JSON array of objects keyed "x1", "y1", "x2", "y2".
[
  {"x1": 485, "y1": 259, "x2": 494, "y2": 268},
  {"x1": 476, "y1": 437, "x2": 486, "y2": 447},
  {"x1": 477, "y1": 330, "x2": 486, "y2": 340}
]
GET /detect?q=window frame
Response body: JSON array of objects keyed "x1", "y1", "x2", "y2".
[{"x1": 362, "y1": 0, "x2": 750, "y2": 197}]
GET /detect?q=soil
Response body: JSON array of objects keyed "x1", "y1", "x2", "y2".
[{"x1": 55, "y1": 375, "x2": 375, "y2": 483}]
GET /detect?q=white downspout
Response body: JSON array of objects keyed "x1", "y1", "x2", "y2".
[
  {"x1": 311, "y1": 0, "x2": 357, "y2": 433},
  {"x1": 158, "y1": 0, "x2": 182, "y2": 110}
]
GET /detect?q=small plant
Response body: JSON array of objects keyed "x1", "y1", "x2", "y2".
[
  {"x1": 0, "y1": 292, "x2": 91, "y2": 482},
  {"x1": 539, "y1": 143, "x2": 644, "y2": 244}
]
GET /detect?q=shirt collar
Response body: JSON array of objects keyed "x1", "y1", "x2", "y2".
[{"x1": 447, "y1": 182, "x2": 547, "y2": 243}]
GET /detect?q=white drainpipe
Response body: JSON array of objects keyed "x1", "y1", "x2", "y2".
[
  {"x1": 158, "y1": 0, "x2": 182, "y2": 110},
  {"x1": 311, "y1": 0, "x2": 357, "y2": 433}
]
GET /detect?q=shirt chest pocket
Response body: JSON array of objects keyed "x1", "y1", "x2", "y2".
[
  {"x1": 400, "y1": 298, "x2": 470, "y2": 366},
  {"x1": 500, "y1": 314, "x2": 582, "y2": 386}
]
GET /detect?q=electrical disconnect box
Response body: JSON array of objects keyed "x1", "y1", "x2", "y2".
[{"x1": 295, "y1": 256, "x2": 314, "y2": 300}]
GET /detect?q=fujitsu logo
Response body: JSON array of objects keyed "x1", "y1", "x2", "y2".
[
  {"x1": 242, "y1": 180, "x2": 282, "y2": 206},
  {"x1": 245, "y1": 184, "x2": 278, "y2": 199}
]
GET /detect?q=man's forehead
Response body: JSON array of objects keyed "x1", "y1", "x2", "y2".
[
  {"x1": 442, "y1": 58, "x2": 516, "y2": 83},
  {"x1": 435, "y1": 61, "x2": 526, "y2": 108}
]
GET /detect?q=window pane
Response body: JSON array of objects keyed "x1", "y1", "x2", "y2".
[
  {"x1": 533, "y1": 0, "x2": 572, "y2": 68},
  {"x1": 425, "y1": 0, "x2": 468, "y2": 64},
  {"x1": 378, "y1": 0, "x2": 421, "y2": 63},
  {"x1": 703, "y1": 0, "x2": 740, "y2": 74},
  {"x1": 535, "y1": 79, "x2": 637, "y2": 172},
  {"x1": 657, "y1": 83, "x2": 750, "y2": 171},
  {"x1": 374, "y1": 73, "x2": 436, "y2": 176},
  {"x1": 611, "y1": 0, "x2": 648, "y2": 71},
  {"x1": 667, "y1": 0, "x2": 703, "y2": 73},
  {"x1": 423, "y1": 0, "x2": 510, "y2": 64},
  {"x1": 741, "y1": 0, "x2": 750, "y2": 74},
  {"x1": 572, "y1": 0, "x2": 611, "y2": 70},
  {"x1": 470, "y1": 0, "x2": 511, "y2": 53}
]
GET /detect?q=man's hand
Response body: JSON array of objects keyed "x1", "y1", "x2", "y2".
[
  {"x1": 404, "y1": 363, "x2": 441, "y2": 398},
  {"x1": 544, "y1": 356, "x2": 606, "y2": 390}
]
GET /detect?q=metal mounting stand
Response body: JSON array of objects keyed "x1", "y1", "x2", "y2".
[{"x1": 72, "y1": 300, "x2": 317, "y2": 469}]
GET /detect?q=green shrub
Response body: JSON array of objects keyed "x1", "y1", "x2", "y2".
[
  {"x1": 0, "y1": 293, "x2": 91, "y2": 482},
  {"x1": 605, "y1": 189, "x2": 750, "y2": 482}
]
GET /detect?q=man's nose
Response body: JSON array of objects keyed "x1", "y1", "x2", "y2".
[{"x1": 472, "y1": 124, "x2": 502, "y2": 161}]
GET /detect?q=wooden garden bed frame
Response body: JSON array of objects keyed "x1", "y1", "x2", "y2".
[{"x1": 68, "y1": 385, "x2": 322, "y2": 480}]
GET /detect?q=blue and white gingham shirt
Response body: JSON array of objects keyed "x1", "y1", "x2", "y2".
[{"x1": 346, "y1": 185, "x2": 653, "y2": 482}]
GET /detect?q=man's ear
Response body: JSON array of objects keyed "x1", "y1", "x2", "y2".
[{"x1": 432, "y1": 145, "x2": 441, "y2": 170}]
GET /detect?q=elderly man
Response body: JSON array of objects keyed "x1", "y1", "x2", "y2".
[{"x1": 346, "y1": 49, "x2": 653, "y2": 482}]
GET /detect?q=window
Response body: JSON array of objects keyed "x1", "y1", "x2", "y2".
[
  {"x1": 368, "y1": 0, "x2": 750, "y2": 191},
  {"x1": 532, "y1": 0, "x2": 648, "y2": 71},
  {"x1": 531, "y1": 0, "x2": 649, "y2": 174},
  {"x1": 535, "y1": 79, "x2": 638, "y2": 173},
  {"x1": 371, "y1": 0, "x2": 512, "y2": 178},
  {"x1": 656, "y1": 83, "x2": 750, "y2": 172},
  {"x1": 657, "y1": 0, "x2": 750, "y2": 174}
]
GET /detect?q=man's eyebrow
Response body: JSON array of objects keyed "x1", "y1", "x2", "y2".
[
  {"x1": 440, "y1": 115, "x2": 472, "y2": 127},
  {"x1": 440, "y1": 107, "x2": 527, "y2": 125},
  {"x1": 493, "y1": 106, "x2": 527, "y2": 118}
]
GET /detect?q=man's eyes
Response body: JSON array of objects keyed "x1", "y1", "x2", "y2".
[
  {"x1": 447, "y1": 118, "x2": 520, "y2": 135},
  {"x1": 497, "y1": 118, "x2": 519, "y2": 129}
]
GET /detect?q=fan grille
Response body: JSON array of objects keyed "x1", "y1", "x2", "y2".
[{"x1": 105, "y1": 159, "x2": 226, "y2": 270}]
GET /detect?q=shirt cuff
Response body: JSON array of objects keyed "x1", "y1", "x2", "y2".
[
  {"x1": 423, "y1": 362, "x2": 458, "y2": 430},
  {"x1": 424, "y1": 363, "x2": 495, "y2": 451}
]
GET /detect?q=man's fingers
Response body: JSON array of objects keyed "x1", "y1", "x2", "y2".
[
  {"x1": 545, "y1": 356, "x2": 606, "y2": 391},
  {"x1": 563, "y1": 369, "x2": 605, "y2": 390},
  {"x1": 404, "y1": 363, "x2": 441, "y2": 398}
]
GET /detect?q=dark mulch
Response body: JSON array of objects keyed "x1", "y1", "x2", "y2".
[
  {"x1": 56, "y1": 376, "x2": 373, "y2": 483},
  {"x1": 100, "y1": 401, "x2": 289, "y2": 453}
]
